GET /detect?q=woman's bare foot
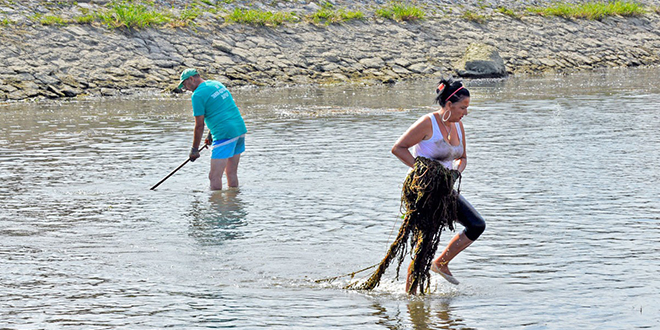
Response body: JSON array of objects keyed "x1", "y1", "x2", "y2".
[{"x1": 431, "y1": 260, "x2": 460, "y2": 285}]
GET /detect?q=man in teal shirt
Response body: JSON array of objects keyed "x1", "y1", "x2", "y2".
[{"x1": 179, "y1": 68, "x2": 247, "y2": 190}]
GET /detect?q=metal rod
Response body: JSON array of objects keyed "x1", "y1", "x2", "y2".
[{"x1": 150, "y1": 144, "x2": 208, "y2": 190}]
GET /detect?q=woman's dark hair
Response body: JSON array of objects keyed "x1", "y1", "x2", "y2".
[{"x1": 435, "y1": 77, "x2": 470, "y2": 107}]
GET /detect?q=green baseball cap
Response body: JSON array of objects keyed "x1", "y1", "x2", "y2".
[{"x1": 178, "y1": 68, "x2": 198, "y2": 90}]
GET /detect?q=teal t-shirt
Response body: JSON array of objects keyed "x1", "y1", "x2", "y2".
[{"x1": 192, "y1": 80, "x2": 247, "y2": 140}]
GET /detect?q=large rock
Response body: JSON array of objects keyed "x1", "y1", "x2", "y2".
[{"x1": 454, "y1": 43, "x2": 507, "y2": 78}]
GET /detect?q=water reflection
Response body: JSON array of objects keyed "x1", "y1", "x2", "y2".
[
  {"x1": 407, "y1": 300, "x2": 474, "y2": 330},
  {"x1": 370, "y1": 299, "x2": 475, "y2": 330},
  {"x1": 188, "y1": 189, "x2": 248, "y2": 245}
]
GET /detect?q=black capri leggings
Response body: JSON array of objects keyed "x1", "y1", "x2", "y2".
[{"x1": 456, "y1": 193, "x2": 486, "y2": 241}]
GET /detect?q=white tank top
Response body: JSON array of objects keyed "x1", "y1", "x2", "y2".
[{"x1": 411, "y1": 113, "x2": 464, "y2": 169}]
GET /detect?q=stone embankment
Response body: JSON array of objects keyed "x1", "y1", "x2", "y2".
[{"x1": 1, "y1": 0, "x2": 660, "y2": 101}]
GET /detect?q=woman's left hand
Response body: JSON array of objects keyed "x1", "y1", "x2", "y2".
[{"x1": 450, "y1": 169, "x2": 461, "y2": 181}]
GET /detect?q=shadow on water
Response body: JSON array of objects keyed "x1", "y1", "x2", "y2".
[{"x1": 188, "y1": 189, "x2": 248, "y2": 245}]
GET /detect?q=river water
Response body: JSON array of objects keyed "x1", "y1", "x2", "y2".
[{"x1": 1, "y1": 68, "x2": 659, "y2": 329}]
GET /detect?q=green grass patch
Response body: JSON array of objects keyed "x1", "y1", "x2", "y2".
[
  {"x1": 40, "y1": 15, "x2": 69, "y2": 25},
  {"x1": 528, "y1": 1, "x2": 645, "y2": 20},
  {"x1": 96, "y1": 1, "x2": 171, "y2": 29},
  {"x1": 496, "y1": 6, "x2": 522, "y2": 19},
  {"x1": 461, "y1": 10, "x2": 488, "y2": 23},
  {"x1": 339, "y1": 9, "x2": 364, "y2": 21},
  {"x1": 1, "y1": 18, "x2": 11, "y2": 26},
  {"x1": 180, "y1": 4, "x2": 202, "y2": 21},
  {"x1": 159, "y1": 4, "x2": 202, "y2": 28},
  {"x1": 310, "y1": 6, "x2": 335, "y2": 23},
  {"x1": 167, "y1": 4, "x2": 204, "y2": 27},
  {"x1": 476, "y1": 0, "x2": 490, "y2": 10},
  {"x1": 74, "y1": 13, "x2": 96, "y2": 24},
  {"x1": 375, "y1": 3, "x2": 425, "y2": 21},
  {"x1": 309, "y1": 3, "x2": 364, "y2": 24},
  {"x1": 194, "y1": 0, "x2": 222, "y2": 14},
  {"x1": 227, "y1": 8, "x2": 298, "y2": 26}
]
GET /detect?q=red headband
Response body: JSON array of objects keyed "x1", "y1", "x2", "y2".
[{"x1": 445, "y1": 86, "x2": 464, "y2": 102}]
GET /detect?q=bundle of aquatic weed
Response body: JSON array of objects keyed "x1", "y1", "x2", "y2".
[{"x1": 346, "y1": 157, "x2": 460, "y2": 294}]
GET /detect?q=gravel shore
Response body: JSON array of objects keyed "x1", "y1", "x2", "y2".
[{"x1": 2, "y1": 0, "x2": 660, "y2": 101}]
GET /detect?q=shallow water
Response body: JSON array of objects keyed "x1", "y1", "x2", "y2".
[{"x1": 1, "y1": 68, "x2": 659, "y2": 329}]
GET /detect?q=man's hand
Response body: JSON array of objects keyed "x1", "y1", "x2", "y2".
[
  {"x1": 204, "y1": 132, "x2": 213, "y2": 146},
  {"x1": 189, "y1": 147, "x2": 201, "y2": 162}
]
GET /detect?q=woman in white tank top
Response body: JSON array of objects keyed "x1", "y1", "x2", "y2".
[{"x1": 391, "y1": 78, "x2": 486, "y2": 292}]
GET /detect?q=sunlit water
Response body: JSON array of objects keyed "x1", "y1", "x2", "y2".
[{"x1": 1, "y1": 68, "x2": 659, "y2": 329}]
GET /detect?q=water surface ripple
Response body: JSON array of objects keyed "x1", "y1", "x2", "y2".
[{"x1": 1, "y1": 68, "x2": 659, "y2": 329}]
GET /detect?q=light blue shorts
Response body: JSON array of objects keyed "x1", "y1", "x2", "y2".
[{"x1": 211, "y1": 135, "x2": 245, "y2": 159}]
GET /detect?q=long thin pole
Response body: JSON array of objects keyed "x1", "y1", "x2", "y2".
[{"x1": 150, "y1": 145, "x2": 208, "y2": 190}]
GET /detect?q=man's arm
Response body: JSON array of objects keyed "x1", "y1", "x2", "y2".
[{"x1": 189, "y1": 115, "x2": 205, "y2": 161}]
